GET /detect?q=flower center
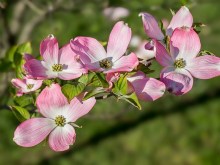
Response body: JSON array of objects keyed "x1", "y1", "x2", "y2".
[
  {"x1": 27, "y1": 84, "x2": 34, "y2": 89},
  {"x1": 174, "y1": 58, "x2": 186, "y2": 68},
  {"x1": 55, "y1": 115, "x2": 66, "y2": 127},
  {"x1": 52, "y1": 64, "x2": 63, "y2": 72},
  {"x1": 99, "y1": 59, "x2": 112, "y2": 69}
]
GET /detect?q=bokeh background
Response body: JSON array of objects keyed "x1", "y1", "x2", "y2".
[{"x1": 0, "y1": 0, "x2": 220, "y2": 164}]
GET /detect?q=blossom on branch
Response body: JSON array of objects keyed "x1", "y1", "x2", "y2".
[
  {"x1": 70, "y1": 21, "x2": 139, "y2": 74},
  {"x1": 13, "y1": 84, "x2": 96, "y2": 151},
  {"x1": 24, "y1": 35, "x2": 87, "y2": 80}
]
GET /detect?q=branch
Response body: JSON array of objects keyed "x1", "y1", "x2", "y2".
[{"x1": 38, "y1": 87, "x2": 220, "y2": 164}]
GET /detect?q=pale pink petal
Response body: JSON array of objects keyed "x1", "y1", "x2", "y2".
[
  {"x1": 11, "y1": 79, "x2": 26, "y2": 89},
  {"x1": 170, "y1": 27, "x2": 201, "y2": 61},
  {"x1": 139, "y1": 12, "x2": 164, "y2": 40},
  {"x1": 186, "y1": 55, "x2": 220, "y2": 79},
  {"x1": 58, "y1": 44, "x2": 87, "y2": 71},
  {"x1": 40, "y1": 34, "x2": 59, "y2": 65},
  {"x1": 105, "y1": 52, "x2": 139, "y2": 74},
  {"x1": 65, "y1": 96, "x2": 96, "y2": 122},
  {"x1": 58, "y1": 72, "x2": 84, "y2": 80},
  {"x1": 107, "y1": 21, "x2": 131, "y2": 61},
  {"x1": 57, "y1": 44, "x2": 87, "y2": 80},
  {"x1": 167, "y1": 6, "x2": 193, "y2": 36},
  {"x1": 106, "y1": 72, "x2": 120, "y2": 88},
  {"x1": 48, "y1": 124, "x2": 76, "y2": 152},
  {"x1": 70, "y1": 37, "x2": 106, "y2": 66},
  {"x1": 25, "y1": 78, "x2": 43, "y2": 91},
  {"x1": 154, "y1": 40, "x2": 173, "y2": 67},
  {"x1": 161, "y1": 67, "x2": 193, "y2": 95},
  {"x1": 36, "y1": 84, "x2": 68, "y2": 118},
  {"x1": 13, "y1": 118, "x2": 55, "y2": 147},
  {"x1": 127, "y1": 71, "x2": 146, "y2": 81},
  {"x1": 136, "y1": 41, "x2": 156, "y2": 61},
  {"x1": 24, "y1": 59, "x2": 48, "y2": 79},
  {"x1": 128, "y1": 71, "x2": 165, "y2": 101}
]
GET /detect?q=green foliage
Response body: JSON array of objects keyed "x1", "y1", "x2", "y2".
[
  {"x1": 11, "y1": 106, "x2": 30, "y2": 122},
  {"x1": 14, "y1": 95, "x2": 34, "y2": 107},
  {"x1": 118, "y1": 92, "x2": 142, "y2": 110},
  {"x1": 83, "y1": 88, "x2": 107, "y2": 100},
  {"x1": 61, "y1": 83, "x2": 85, "y2": 102},
  {"x1": 12, "y1": 42, "x2": 32, "y2": 78},
  {"x1": 78, "y1": 72, "x2": 108, "y2": 88},
  {"x1": 112, "y1": 74, "x2": 141, "y2": 110},
  {"x1": 112, "y1": 74, "x2": 128, "y2": 95}
]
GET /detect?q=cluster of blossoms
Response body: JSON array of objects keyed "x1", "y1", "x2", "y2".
[{"x1": 11, "y1": 6, "x2": 220, "y2": 152}]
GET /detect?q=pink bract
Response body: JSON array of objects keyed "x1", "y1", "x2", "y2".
[
  {"x1": 13, "y1": 84, "x2": 96, "y2": 152},
  {"x1": 155, "y1": 27, "x2": 220, "y2": 95},
  {"x1": 106, "y1": 71, "x2": 165, "y2": 101},
  {"x1": 24, "y1": 35, "x2": 87, "y2": 80},
  {"x1": 127, "y1": 71, "x2": 165, "y2": 101},
  {"x1": 11, "y1": 77, "x2": 43, "y2": 96},
  {"x1": 70, "y1": 21, "x2": 139, "y2": 74}
]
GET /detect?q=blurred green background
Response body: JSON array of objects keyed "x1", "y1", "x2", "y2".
[{"x1": 0, "y1": 0, "x2": 220, "y2": 164}]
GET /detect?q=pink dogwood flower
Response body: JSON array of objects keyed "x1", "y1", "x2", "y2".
[
  {"x1": 139, "y1": 6, "x2": 193, "y2": 40},
  {"x1": 70, "y1": 21, "x2": 139, "y2": 74},
  {"x1": 139, "y1": 6, "x2": 193, "y2": 61},
  {"x1": 106, "y1": 71, "x2": 165, "y2": 101},
  {"x1": 127, "y1": 71, "x2": 165, "y2": 101},
  {"x1": 24, "y1": 35, "x2": 87, "y2": 80},
  {"x1": 11, "y1": 77, "x2": 42, "y2": 96},
  {"x1": 13, "y1": 84, "x2": 96, "y2": 151},
  {"x1": 155, "y1": 27, "x2": 220, "y2": 95}
]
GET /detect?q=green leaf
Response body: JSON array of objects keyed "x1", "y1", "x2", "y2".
[
  {"x1": 112, "y1": 74, "x2": 128, "y2": 95},
  {"x1": 5, "y1": 45, "x2": 18, "y2": 63},
  {"x1": 16, "y1": 42, "x2": 32, "y2": 54},
  {"x1": 43, "y1": 79, "x2": 54, "y2": 86},
  {"x1": 14, "y1": 95, "x2": 34, "y2": 107},
  {"x1": 83, "y1": 88, "x2": 106, "y2": 100},
  {"x1": 61, "y1": 83, "x2": 85, "y2": 102},
  {"x1": 11, "y1": 106, "x2": 30, "y2": 122},
  {"x1": 88, "y1": 72, "x2": 109, "y2": 88},
  {"x1": 119, "y1": 92, "x2": 142, "y2": 110},
  {"x1": 137, "y1": 63, "x2": 155, "y2": 74},
  {"x1": 78, "y1": 72, "x2": 96, "y2": 85}
]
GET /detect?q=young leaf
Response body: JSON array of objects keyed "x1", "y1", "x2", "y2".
[
  {"x1": 78, "y1": 72, "x2": 96, "y2": 85},
  {"x1": 16, "y1": 42, "x2": 32, "y2": 54},
  {"x1": 89, "y1": 72, "x2": 109, "y2": 88},
  {"x1": 61, "y1": 83, "x2": 85, "y2": 102},
  {"x1": 83, "y1": 88, "x2": 107, "y2": 100},
  {"x1": 119, "y1": 92, "x2": 142, "y2": 110},
  {"x1": 112, "y1": 74, "x2": 128, "y2": 95},
  {"x1": 5, "y1": 45, "x2": 18, "y2": 63},
  {"x1": 14, "y1": 95, "x2": 34, "y2": 107},
  {"x1": 11, "y1": 106, "x2": 31, "y2": 122}
]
